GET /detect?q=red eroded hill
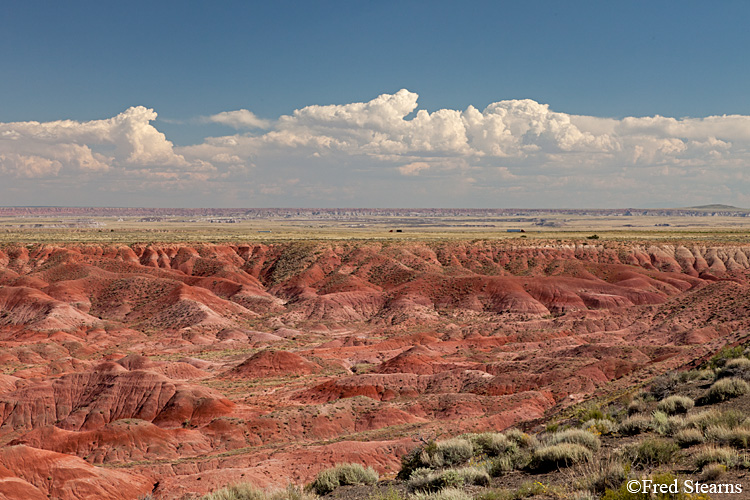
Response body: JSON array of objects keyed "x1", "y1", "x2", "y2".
[{"x1": 1, "y1": 240, "x2": 750, "y2": 498}]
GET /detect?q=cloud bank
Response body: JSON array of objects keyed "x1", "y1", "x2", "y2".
[{"x1": 2, "y1": 90, "x2": 750, "y2": 207}]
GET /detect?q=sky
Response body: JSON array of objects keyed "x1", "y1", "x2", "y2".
[{"x1": 1, "y1": 0, "x2": 750, "y2": 208}]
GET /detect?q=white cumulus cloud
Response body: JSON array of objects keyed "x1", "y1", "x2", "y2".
[{"x1": 207, "y1": 109, "x2": 270, "y2": 129}]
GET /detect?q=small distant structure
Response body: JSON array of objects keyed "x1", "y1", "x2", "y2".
[
  {"x1": 257, "y1": 230, "x2": 272, "y2": 233},
  {"x1": 389, "y1": 229, "x2": 403, "y2": 233},
  {"x1": 506, "y1": 229, "x2": 525, "y2": 233}
]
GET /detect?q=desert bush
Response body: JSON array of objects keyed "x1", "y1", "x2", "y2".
[
  {"x1": 705, "y1": 425, "x2": 750, "y2": 448},
  {"x1": 577, "y1": 404, "x2": 606, "y2": 423},
  {"x1": 398, "y1": 438, "x2": 473, "y2": 478},
  {"x1": 200, "y1": 483, "x2": 266, "y2": 500},
  {"x1": 682, "y1": 408, "x2": 745, "y2": 431},
  {"x1": 656, "y1": 395, "x2": 694, "y2": 415},
  {"x1": 618, "y1": 415, "x2": 651, "y2": 435},
  {"x1": 487, "y1": 446, "x2": 531, "y2": 477},
  {"x1": 694, "y1": 445, "x2": 739, "y2": 469},
  {"x1": 530, "y1": 443, "x2": 592, "y2": 471},
  {"x1": 649, "y1": 373, "x2": 681, "y2": 400},
  {"x1": 581, "y1": 418, "x2": 616, "y2": 435},
  {"x1": 698, "y1": 377, "x2": 749, "y2": 404},
  {"x1": 567, "y1": 454, "x2": 628, "y2": 494},
  {"x1": 408, "y1": 466, "x2": 489, "y2": 492},
  {"x1": 411, "y1": 487, "x2": 472, "y2": 500},
  {"x1": 700, "y1": 463, "x2": 726, "y2": 481},
  {"x1": 651, "y1": 410, "x2": 670, "y2": 435},
  {"x1": 477, "y1": 481, "x2": 563, "y2": 500},
  {"x1": 200, "y1": 484, "x2": 316, "y2": 500},
  {"x1": 709, "y1": 345, "x2": 746, "y2": 369},
  {"x1": 469, "y1": 432, "x2": 517, "y2": 457},
  {"x1": 717, "y1": 357, "x2": 750, "y2": 381},
  {"x1": 503, "y1": 428, "x2": 538, "y2": 449},
  {"x1": 626, "y1": 438, "x2": 679, "y2": 466},
  {"x1": 674, "y1": 428, "x2": 705, "y2": 448},
  {"x1": 308, "y1": 463, "x2": 378, "y2": 495},
  {"x1": 547, "y1": 428, "x2": 600, "y2": 451},
  {"x1": 626, "y1": 399, "x2": 646, "y2": 415}
]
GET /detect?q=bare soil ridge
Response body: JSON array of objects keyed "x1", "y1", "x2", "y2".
[{"x1": 0, "y1": 240, "x2": 749, "y2": 498}]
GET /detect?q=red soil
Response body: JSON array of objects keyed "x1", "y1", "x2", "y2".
[{"x1": 1, "y1": 241, "x2": 750, "y2": 498}]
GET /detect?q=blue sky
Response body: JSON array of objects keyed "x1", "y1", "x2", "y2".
[{"x1": 2, "y1": 1, "x2": 750, "y2": 207}]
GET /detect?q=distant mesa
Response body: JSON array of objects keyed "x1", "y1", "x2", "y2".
[{"x1": 686, "y1": 204, "x2": 744, "y2": 210}]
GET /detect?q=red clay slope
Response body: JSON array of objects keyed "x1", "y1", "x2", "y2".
[{"x1": 0, "y1": 241, "x2": 749, "y2": 498}]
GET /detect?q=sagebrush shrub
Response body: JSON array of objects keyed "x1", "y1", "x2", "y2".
[
  {"x1": 308, "y1": 463, "x2": 378, "y2": 495},
  {"x1": 656, "y1": 395, "x2": 694, "y2": 415},
  {"x1": 530, "y1": 443, "x2": 592, "y2": 471}
]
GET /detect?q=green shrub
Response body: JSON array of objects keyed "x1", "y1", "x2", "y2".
[
  {"x1": 626, "y1": 438, "x2": 678, "y2": 466},
  {"x1": 308, "y1": 463, "x2": 378, "y2": 495},
  {"x1": 656, "y1": 395, "x2": 694, "y2": 415},
  {"x1": 547, "y1": 428, "x2": 600, "y2": 451},
  {"x1": 487, "y1": 448, "x2": 531, "y2": 477},
  {"x1": 694, "y1": 445, "x2": 739, "y2": 469},
  {"x1": 674, "y1": 428, "x2": 705, "y2": 448},
  {"x1": 530, "y1": 443, "x2": 592, "y2": 471},
  {"x1": 577, "y1": 404, "x2": 606, "y2": 423},
  {"x1": 699, "y1": 377, "x2": 749, "y2": 404},
  {"x1": 618, "y1": 415, "x2": 651, "y2": 435}
]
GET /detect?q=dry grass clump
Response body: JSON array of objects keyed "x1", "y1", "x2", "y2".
[
  {"x1": 546, "y1": 429, "x2": 600, "y2": 451},
  {"x1": 530, "y1": 443, "x2": 593, "y2": 472},
  {"x1": 656, "y1": 395, "x2": 694, "y2": 415},
  {"x1": 566, "y1": 454, "x2": 628, "y2": 495},
  {"x1": 503, "y1": 428, "x2": 538, "y2": 449},
  {"x1": 308, "y1": 463, "x2": 378, "y2": 495},
  {"x1": 407, "y1": 466, "x2": 489, "y2": 493},
  {"x1": 682, "y1": 408, "x2": 745, "y2": 431},
  {"x1": 468, "y1": 432, "x2": 517, "y2": 457},
  {"x1": 398, "y1": 438, "x2": 474, "y2": 479},
  {"x1": 704, "y1": 425, "x2": 750, "y2": 448},
  {"x1": 674, "y1": 428, "x2": 705, "y2": 448},
  {"x1": 411, "y1": 487, "x2": 472, "y2": 500},
  {"x1": 627, "y1": 399, "x2": 646, "y2": 415},
  {"x1": 625, "y1": 438, "x2": 678, "y2": 466},
  {"x1": 693, "y1": 445, "x2": 740, "y2": 469},
  {"x1": 618, "y1": 415, "x2": 651, "y2": 435},
  {"x1": 200, "y1": 484, "x2": 315, "y2": 500},
  {"x1": 581, "y1": 418, "x2": 616, "y2": 435},
  {"x1": 700, "y1": 463, "x2": 727, "y2": 481},
  {"x1": 717, "y1": 357, "x2": 750, "y2": 381},
  {"x1": 698, "y1": 377, "x2": 749, "y2": 404}
]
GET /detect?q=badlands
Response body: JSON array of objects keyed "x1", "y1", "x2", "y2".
[{"x1": 1, "y1": 238, "x2": 750, "y2": 498}]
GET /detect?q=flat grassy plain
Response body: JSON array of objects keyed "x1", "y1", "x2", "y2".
[{"x1": 3, "y1": 212, "x2": 750, "y2": 244}]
